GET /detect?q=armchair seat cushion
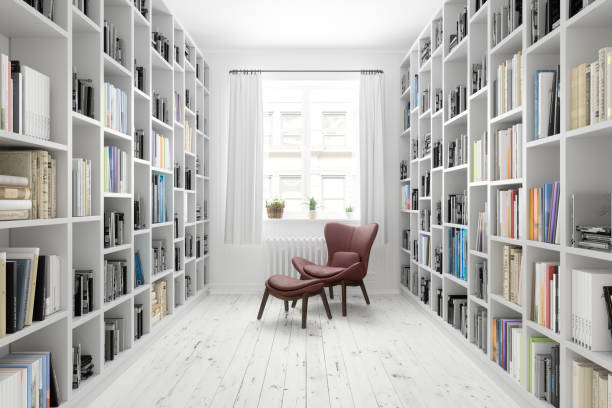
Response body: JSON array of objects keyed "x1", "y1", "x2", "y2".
[{"x1": 303, "y1": 264, "x2": 345, "y2": 278}]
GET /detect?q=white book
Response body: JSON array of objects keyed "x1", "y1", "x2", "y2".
[
  {"x1": 0, "y1": 175, "x2": 28, "y2": 187},
  {"x1": 0, "y1": 200, "x2": 31, "y2": 210},
  {"x1": 592, "y1": 61, "x2": 599, "y2": 125},
  {"x1": 0, "y1": 54, "x2": 8, "y2": 131},
  {"x1": 537, "y1": 72, "x2": 554, "y2": 140}
]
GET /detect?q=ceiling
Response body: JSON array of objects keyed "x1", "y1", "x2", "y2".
[{"x1": 168, "y1": 0, "x2": 443, "y2": 52}]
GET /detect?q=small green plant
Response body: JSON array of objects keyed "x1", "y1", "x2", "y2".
[
  {"x1": 307, "y1": 197, "x2": 317, "y2": 211},
  {"x1": 345, "y1": 204, "x2": 353, "y2": 213},
  {"x1": 266, "y1": 198, "x2": 285, "y2": 208}
]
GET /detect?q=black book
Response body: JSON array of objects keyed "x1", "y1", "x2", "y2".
[
  {"x1": 11, "y1": 61, "x2": 21, "y2": 134},
  {"x1": 5, "y1": 261, "x2": 17, "y2": 334},
  {"x1": 50, "y1": 354, "x2": 61, "y2": 406},
  {"x1": 33, "y1": 255, "x2": 47, "y2": 321},
  {"x1": 603, "y1": 286, "x2": 612, "y2": 332},
  {"x1": 74, "y1": 274, "x2": 83, "y2": 317}
]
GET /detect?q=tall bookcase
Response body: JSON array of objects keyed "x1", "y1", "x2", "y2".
[
  {"x1": 399, "y1": 0, "x2": 612, "y2": 407},
  {"x1": 0, "y1": 0, "x2": 211, "y2": 405}
]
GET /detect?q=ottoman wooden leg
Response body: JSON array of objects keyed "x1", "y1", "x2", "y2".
[
  {"x1": 301, "y1": 294, "x2": 308, "y2": 329},
  {"x1": 257, "y1": 288, "x2": 269, "y2": 320},
  {"x1": 291, "y1": 299, "x2": 298, "y2": 308},
  {"x1": 329, "y1": 286, "x2": 334, "y2": 299},
  {"x1": 284, "y1": 300, "x2": 289, "y2": 312},
  {"x1": 320, "y1": 290, "x2": 332, "y2": 320},
  {"x1": 341, "y1": 281, "x2": 347, "y2": 317}
]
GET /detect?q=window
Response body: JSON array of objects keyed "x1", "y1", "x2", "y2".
[{"x1": 263, "y1": 79, "x2": 359, "y2": 218}]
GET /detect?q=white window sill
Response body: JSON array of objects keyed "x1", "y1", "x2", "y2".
[{"x1": 264, "y1": 217, "x2": 359, "y2": 223}]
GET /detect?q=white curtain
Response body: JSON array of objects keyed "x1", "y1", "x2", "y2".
[
  {"x1": 224, "y1": 72, "x2": 263, "y2": 244},
  {"x1": 359, "y1": 72, "x2": 387, "y2": 243}
]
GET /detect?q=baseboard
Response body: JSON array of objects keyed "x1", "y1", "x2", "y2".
[
  {"x1": 66, "y1": 289, "x2": 209, "y2": 408},
  {"x1": 400, "y1": 288, "x2": 541, "y2": 408}
]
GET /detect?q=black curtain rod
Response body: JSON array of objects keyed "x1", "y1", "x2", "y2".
[{"x1": 228, "y1": 69, "x2": 383, "y2": 74}]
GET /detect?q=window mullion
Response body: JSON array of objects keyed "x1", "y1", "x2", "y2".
[{"x1": 303, "y1": 88, "x2": 311, "y2": 200}]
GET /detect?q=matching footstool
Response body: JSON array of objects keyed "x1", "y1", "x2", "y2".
[{"x1": 257, "y1": 275, "x2": 332, "y2": 329}]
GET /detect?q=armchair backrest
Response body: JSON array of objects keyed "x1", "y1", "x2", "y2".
[{"x1": 324, "y1": 222, "x2": 379, "y2": 271}]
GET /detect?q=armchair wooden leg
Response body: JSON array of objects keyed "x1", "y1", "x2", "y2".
[
  {"x1": 257, "y1": 288, "x2": 269, "y2": 320},
  {"x1": 291, "y1": 299, "x2": 298, "y2": 308},
  {"x1": 359, "y1": 280, "x2": 370, "y2": 305},
  {"x1": 329, "y1": 286, "x2": 334, "y2": 299},
  {"x1": 301, "y1": 294, "x2": 308, "y2": 329},
  {"x1": 320, "y1": 290, "x2": 332, "y2": 320},
  {"x1": 284, "y1": 300, "x2": 289, "y2": 312},
  {"x1": 341, "y1": 281, "x2": 347, "y2": 317}
]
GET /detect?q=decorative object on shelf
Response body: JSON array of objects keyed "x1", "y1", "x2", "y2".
[
  {"x1": 265, "y1": 198, "x2": 285, "y2": 219},
  {"x1": 345, "y1": 204, "x2": 353, "y2": 219},
  {"x1": 307, "y1": 196, "x2": 317, "y2": 219}
]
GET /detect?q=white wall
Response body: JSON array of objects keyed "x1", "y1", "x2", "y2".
[{"x1": 207, "y1": 50, "x2": 404, "y2": 294}]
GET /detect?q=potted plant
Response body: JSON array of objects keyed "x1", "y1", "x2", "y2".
[
  {"x1": 345, "y1": 204, "x2": 354, "y2": 219},
  {"x1": 307, "y1": 197, "x2": 318, "y2": 219},
  {"x1": 266, "y1": 198, "x2": 285, "y2": 219}
]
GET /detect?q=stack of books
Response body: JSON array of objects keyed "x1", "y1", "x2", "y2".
[
  {"x1": 419, "y1": 234, "x2": 431, "y2": 267},
  {"x1": 103, "y1": 20, "x2": 124, "y2": 64},
  {"x1": 152, "y1": 90, "x2": 169, "y2": 123},
  {"x1": 0, "y1": 150, "x2": 56, "y2": 219},
  {"x1": 72, "y1": 158, "x2": 92, "y2": 217},
  {"x1": 153, "y1": 31, "x2": 171, "y2": 62},
  {"x1": 104, "y1": 317, "x2": 126, "y2": 361},
  {"x1": 532, "y1": 261, "x2": 560, "y2": 332},
  {"x1": 447, "y1": 85, "x2": 467, "y2": 120},
  {"x1": 73, "y1": 344, "x2": 95, "y2": 389},
  {"x1": 494, "y1": 51, "x2": 523, "y2": 116},
  {"x1": 447, "y1": 134, "x2": 468, "y2": 168},
  {"x1": 492, "y1": 318, "x2": 522, "y2": 381},
  {"x1": 0, "y1": 249, "x2": 61, "y2": 338},
  {"x1": 571, "y1": 193, "x2": 612, "y2": 252},
  {"x1": 447, "y1": 192, "x2": 467, "y2": 225},
  {"x1": 152, "y1": 280, "x2": 168, "y2": 325},
  {"x1": 420, "y1": 39, "x2": 431, "y2": 65},
  {"x1": 134, "y1": 251, "x2": 144, "y2": 288},
  {"x1": 472, "y1": 56, "x2": 487, "y2": 94},
  {"x1": 494, "y1": 123, "x2": 522, "y2": 180},
  {"x1": 401, "y1": 184, "x2": 412, "y2": 211},
  {"x1": 448, "y1": 7, "x2": 467, "y2": 53},
  {"x1": 447, "y1": 228, "x2": 467, "y2": 281},
  {"x1": 103, "y1": 210, "x2": 125, "y2": 248},
  {"x1": 134, "y1": 129, "x2": 145, "y2": 160},
  {"x1": 434, "y1": 88, "x2": 443, "y2": 113},
  {"x1": 447, "y1": 295, "x2": 468, "y2": 337},
  {"x1": 534, "y1": 68, "x2": 561, "y2": 140},
  {"x1": 528, "y1": 181, "x2": 560, "y2": 243},
  {"x1": 529, "y1": 337, "x2": 559, "y2": 407},
  {"x1": 502, "y1": 245, "x2": 523, "y2": 305},
  {"x1": 420, "y1": 276, "x2": 430, "y2": 304},
  {"x1": 570, "y1": 47, "x2": 612, "y2": 130},
  {"x1": 497, "y1": 188, "x2": 520, "y2": 238},
  {"x1": 476, "y1": 203, "x2": 488, "y2": 252},
  {"x1": 432, "y1": 18, "x2": 443, "y2": 51},
  {"x1": 0, "y1": 56, "x2": 51, "y2": 140},
  {"x1": 104, "y1": 259, "x2": 127, "y2": 302},
  {"x1": 152, "y1": 240, "x2": 168, "y2": 274}
]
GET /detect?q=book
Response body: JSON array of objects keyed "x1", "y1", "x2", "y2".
[
  {"x1": 0, "y1": 253, "x2": 4, "y2": 338},
  {"x1": 103, "y1": 82, "x2": 128, "y2": 134},
  {"x1": 502, "y1": 245, "x2": 523, "y2": 304},
  {"x1": 493, "y1": 123, "x2": 522, "y2": 180},
  {"x1": 531, "y1": 261, "x2": 559, "y2": 332},
  {"x1": 534, "y1": 70, "x2": 556, "y2": 140},
  {"x1": 103, "y1": 146, "x2": 128, "y2": 194},
  {"x1": 497, "y1": 188, "x2": 520, "y2": 239},
  {"x1": 72, "y1": 158, "x2": 91, "y2": 216},
  {"x1": 5, "y1": 260, "x2": 17, "y2": 334},
  {"x1": 495, "y1": 51, "x2": 522, "y2": 116},
  {"x1": 0, "y1": 186, "x2": 31, "y2": 200},
  {"x1": 529, "y1": 182, "x2": 560, "y2": 244},
  {"x1": 572, "y1": 268, "x2": 612, "y2": 351}
]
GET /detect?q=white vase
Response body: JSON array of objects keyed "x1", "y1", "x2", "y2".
[
  {"x1": 345, "y1": 211, "x2": 353, "y2": 219},
  {"x1": 308, "y1": 210, "x2": 317, "y2": 219}
]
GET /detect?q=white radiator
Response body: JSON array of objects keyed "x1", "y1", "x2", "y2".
[{"x1": 265, "y1": 237, "x2": 327, "y2": 278}]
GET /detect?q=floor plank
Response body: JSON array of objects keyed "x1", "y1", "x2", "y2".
[{"x1": 88, "y1": 294, "x2": 521, "y2": 408}]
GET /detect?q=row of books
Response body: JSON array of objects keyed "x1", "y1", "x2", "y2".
[
  {"x1": 73, "y1": 343, "x2": 94, "y2": 389},
  {"x1": 529, "y1": 337, "x2": 559, "y2": 406},
  {"x1": 420, "y1": 39, "x2": 431, "y2": 66},
  {"x1": 475, "y1": 260, "x2": 488, "y2": 301},
  {"x1": 74, "y1": 269, "x2": 93, "y2": 317},
  {"x1": 503, "y1": 245, "x2": 523, "y2": 305},
  {"x1": 572, "y1": 360, "x2": 612, "y2": 408},
  {"x1": 448, "y1": 7, "x2": 467, "y2": 53},
  {"x1": 531, "y1": 261, "x2": 559, "y2": 332},
  {"x1": 447, "y1": 295, "x2": 468, "y2": 338},
  {"x1": 447, "y1": 192, "x2": 467, "y2": 225},
  {"x1": 153, "y1": 90, "x2": 169, "y2": 124},
  {"x1": 0, "y1": 150, "x2": 56, "y2": 220},
  {"x1": 432, "y1": 141, "x2": 442, "y2": 168},
  {"x1": 103, "y1": 145, "x2": 129, "y2": 194},
  {"x1": 447, "y1": 85, "x2": 466, "y2": 121},
  {"x1": 105, "y1": 317, "x2": 126, "y2": 361},
  {"x1": 471, "y1": 308, "x2": 487, "y2": 353},
  {"x1": 401, "y1": 184, "x2": 412, "y2": 211},
  {"x1": 472, "y1": 56, "x2": 487, "y2": 94},
  {"x1": 572, "y1": 268, "x2": 612, "y2": 351},
  {"x1": 103, "y1": 20, "x2": 125, "y2": 65},
  {"x1": 0, "y1": 251, "x2": 61, "y2": 338},
  {"x1": 421, "y1": 170, "x2": 430, "y2": 197},
  {"x1": 403, "y1": 100, "x2": 410, "y2": 131},
  {"x1": 134, "y1": 129, "x2": 145, "y2": 160},
  {"x1": 73, "y1": 0, "x2": 90, "y2": 16},
  {"x1": 134, "y1": 62, "x2": 145, "y2": 93},
  {"x1": 471, "y1": 132, "x2": 488, "y2": 182},
  {"x1": 152, "y1": 280, "x2": 168, "y2": 325},
  {"x1": 447, "y1": 228, "x2": 467, "y2": 281},
  {"x1": 419, "y1": 234, "x2": 431, "y2": 267},
  {"x1": 72, "y1": 158, "x2": 91, "y2": 217},
  {"x1": 491, "y1": 0, "x2": 522, "y2": 47},
  {"x1": 492, "y1": 318, "x2": 522, "y2": 381},
  {"x1": 152, "y1": 131, "x2": 171, "y2": 170},
  {"x1": 104, "y1": 259, "x2": 127, "y2": 303},
  {"x1": 420, "y1": 276, "x2": 430, "y2": 304},
  {"x1": 447, "y1": 134, "x2": 467, "y2": 168},
  {"x1": 174, "y1": 91, "x2": 182, "y2": 123},
  {"x1": 152, "y1": 173, "x2": 169, "y2": 223},
  {"x1": 0, "y1": 351, "x2": 60, "y2": 407},
  {"x1": 570, "y1": 47, "x2": 612, "y2": 130},
  {"x1": 432, "y1": 18, "x2": 443, "y2": 52},
  {"x1": 497, "y1": 188, "x2": 520, "y2": 239},
  {"x1": 433, "y1": 88, "x2": 443, "y2": 114},
  {"x1": 152, "y1": 240, "x2": 168, "y2": 275},
  {"x1": 104, "y1": 82, "x2": 128, "y2": 135},
  {"x1": 534, "y1": 67, "x2": 561, "y2": 139},
  {"x1": 103, "y1": 210, "x2": 125, "y2": 248},
  {"x1": 494, "y1": 123, "x2": 522, "y2": 180},
  {"x1": 475, "y1": 204, "x2": 488, "y2": 253},
  {"x1": 400, "y1": 160, "x2": 408, "y2": 180},
  {"x1": 72, "y1": 69, "x2": 95, "y2": 119},
  {"x1": 185, "y1": 119, "x2": 195, "y2": 154},
  {"x1": 528, "y1": 181, "x2": 560, "y2": 243},
  {"x1": 134, "y1": 303, "x2": 144, "y2": 340},
  {"x1": 152, "y1": 31, "x2": 171, "y2": 63},
  {"x1": 529, "y1": 0, "x2": 560, "y2": 45},
  {"x1": 420, "y1": 208, "x2": 430, "y2": 232},
  {"x1": 494, "y1": 51, "x2": 523, "y2": 117},
  {"x1": 0, "y1": 55, "x2": 51, "y2": 140}
]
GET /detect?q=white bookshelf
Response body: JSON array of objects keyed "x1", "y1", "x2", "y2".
[
  {"x1": 399, "y1": 0, "x2": 612, "y2": 407},
  {"x1": 0, "y1": 0, "x2": 211, "y2": 405}
]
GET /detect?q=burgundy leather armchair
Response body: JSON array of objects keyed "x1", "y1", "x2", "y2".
[{"x1": 292, "y1": 222, "x2": 379, "y2": 316}]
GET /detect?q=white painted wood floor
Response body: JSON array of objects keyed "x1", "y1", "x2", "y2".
[{"x1": 89, "y1": 294, "x2": 519, "y2": 408}]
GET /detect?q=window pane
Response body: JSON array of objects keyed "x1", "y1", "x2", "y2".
[
  {"x1": 323, "y1": 199, "x2": 345, "y2": 213},
  {"x1": 322, "y1": 112, "x2": 346, "y2": 132},
  {"x1": 263, "y1": 112, "x2": 273, "y2": 145},
  {"x1": 279, "y1": 175, "x2": 303, "y2": 211},
  {"x1": 280, "y1": 112, "x2": 302, "y2": 145},
  {"x1": 322, "y1": 176, "x2": 345, "y2": 199},
  {"x1": 263, "y1": 175, "x2": 272, "y2": 201}
]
